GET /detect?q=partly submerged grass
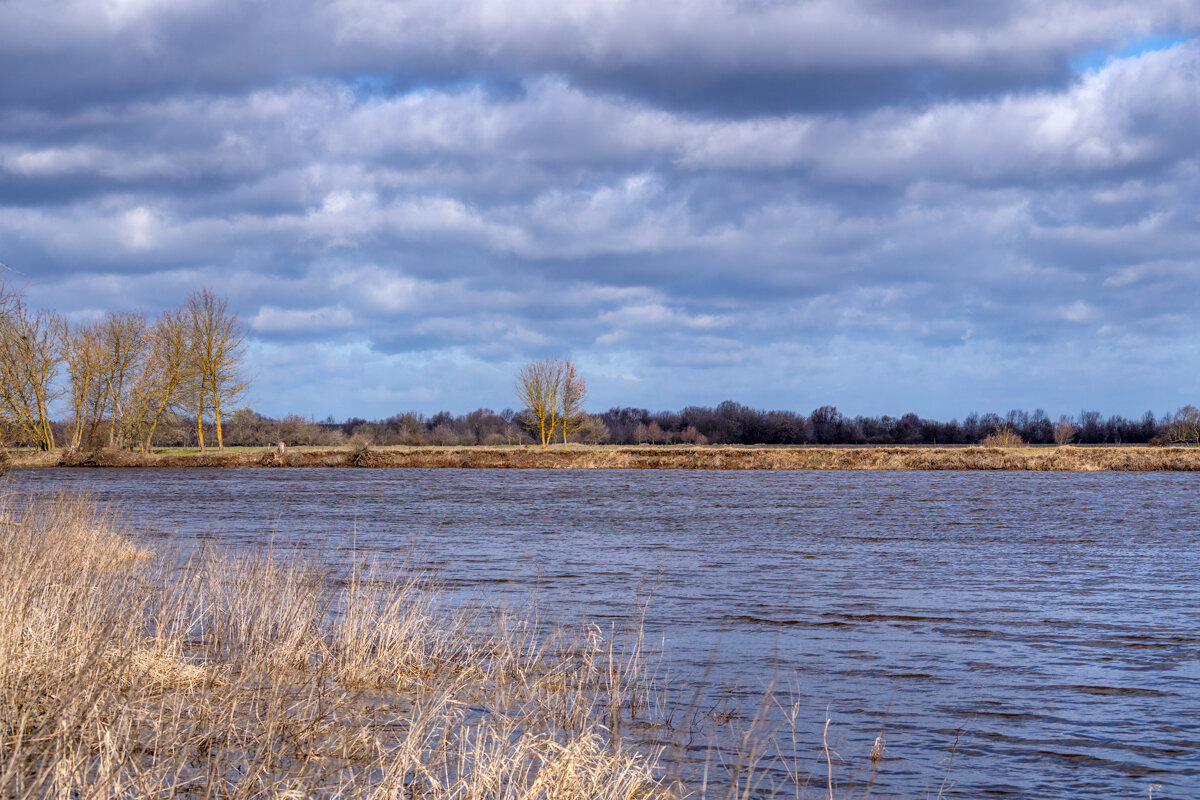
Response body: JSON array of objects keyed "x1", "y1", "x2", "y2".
[{"x1": 0, "y1": 491, "x2": 672, "y2": 800}]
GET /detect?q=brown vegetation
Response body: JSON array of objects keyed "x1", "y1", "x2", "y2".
[
  {"x1": 0, "y1": 490, "x2": 672, "y2": 799},
  {"x1": 8, "y1": 443, "x2": 1198, "y2": 471},
  {"x1": 980, "y1": 426, "x2": 1024, "y2": 447}
]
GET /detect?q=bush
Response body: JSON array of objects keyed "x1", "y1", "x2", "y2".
[
  {"x1": 981, "y1": 426, "x2": 1024, "y2": 447},
  {"x1": 57, "y1": 447, "x2": 153, "y2": 467}
]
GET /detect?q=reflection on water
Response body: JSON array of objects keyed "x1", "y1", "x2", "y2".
[{"x1": 11, "y1": 467, "x2": 1200, "y2": 797}]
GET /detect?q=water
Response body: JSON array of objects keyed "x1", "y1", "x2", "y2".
[{"x1": 10, "y1": 467, "x2": 1200, "y2": 798}]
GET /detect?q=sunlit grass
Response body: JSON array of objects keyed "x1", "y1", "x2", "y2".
[
  {"x1": 0, "y1": 490, "x2": 673, "y2": 799},
  {"x1": 6, "y1": 442, "x2": 1199, "y2": 471}
]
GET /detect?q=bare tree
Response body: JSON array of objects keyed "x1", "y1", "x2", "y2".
[
  {"x1": 1166, "y1": 405, "x2": 1200, "y2": 444},
  {"x1": 128, "y1": 306, "x2": 195, "y2": 451},
  {"x1": 981, "y1": 425, "x2": 1023, "y2": 447},
  {"x1": 62, "y1": 312, "x2": 150, "y2": 450},
  {"x1": 187, "y1": 289, "x2": 247, "y2": 450},
  {"x1": 99, "y1": 311, "x2": 149, "y2": 448},
  {"x1": 1053, "y1": 416, "x2": 1076, "y2": 445},
  {"x1": 575, "y1": 414, "x2": 610, "y2": 444},
  {"x1": 558, "y1": 360, "x2": 588, "y2": 444},
  {"x1": 59, "y1": 320, "x2": 105, "y2": 449},
  {"x1": 0, "y1": 282, "x2": 62, "y2": 450},
  {"x1": 515, "y1": 359, "x2": 566, "y2": 448}
]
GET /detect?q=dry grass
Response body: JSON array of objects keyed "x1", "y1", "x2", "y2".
[
  {"x1": 979, "y1": 427, "x2": 1023, "y2": 448},
  {"x1": 6, "y1": 443, "x2": 1197, "y2": 471},
  {"x1": 0, "y1": 491, "x2": 672, "y2": 800}
]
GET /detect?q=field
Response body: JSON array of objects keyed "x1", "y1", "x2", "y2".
[{"x1": 5, "y1": 443, "x2": 1200, "y2": 470}]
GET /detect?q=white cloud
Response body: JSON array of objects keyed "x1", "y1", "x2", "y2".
[{"x1": 250, "y1": 304, "x2": 355, "y2": 333}]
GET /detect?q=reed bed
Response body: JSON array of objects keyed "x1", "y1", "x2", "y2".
[{"x1": 0, "y1": 491, "x2": 672, "y2": 800}]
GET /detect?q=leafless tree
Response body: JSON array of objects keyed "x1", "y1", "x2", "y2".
[
  {"x1": 128, "y1": 306, "x2": 196, "y2": 451},
  {"x1": 981, "y1": 425, "x2": 1023, "y2": 447},
  {"x1": 1166, "y1": 405, "x2": 1200, "y2": 444},
  {"x1": 515, "y1": 359, "x2": 567, "y2": 448},
  {"x1": 59, "y1": 320, "x2": 104, "y2": 449},
  {"x1": 0, "y1": 281, "x2": 62, "y2": 450},
  {"x1": 186, "y1": 289, "x2": 247, "y2": 450},
  {"x1": 1053, "y1": 416, "x2": 1076, "y2": 445},
  {"x1": 558, "y1": 360, "x2": 588, "y2": 444},
  {"x1": 99, "y1": 311, "x2": 149, "y2": 448}
]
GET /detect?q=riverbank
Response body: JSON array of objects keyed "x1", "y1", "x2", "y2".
[{"x1": 6, "y1": 443, "x2": 1200, "y2": 470}]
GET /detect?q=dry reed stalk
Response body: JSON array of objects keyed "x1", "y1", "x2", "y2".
[{"x1": 0, "y1": 490, "x2": 676, "y2": 800}]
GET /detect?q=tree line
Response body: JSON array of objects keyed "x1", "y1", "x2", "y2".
[
  {"x1": 204, "y1": 401, "x2": 1199, "y2": 448},
  {"x1": 591, "y1": 402, "x2": 1199, "y2": 446},
  {"x1": 0, "y1": 279, "x2": 246, "y2": 451}
]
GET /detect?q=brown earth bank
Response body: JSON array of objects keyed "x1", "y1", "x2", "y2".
[{"x1": 6, "y1": 444, "x2": 1200, "y2": 470}]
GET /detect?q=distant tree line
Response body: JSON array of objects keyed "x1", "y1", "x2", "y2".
[
  {"x1": 595, "y1": 402, "x2": 1200, "y2": 446},
  {"x1": 145, "y1": 402, "x2": 1198, "y2": 448}
]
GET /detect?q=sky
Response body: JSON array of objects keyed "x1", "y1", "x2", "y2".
[{"x1": 2, "y1": 1, "x2": 1199, "y2": 421}]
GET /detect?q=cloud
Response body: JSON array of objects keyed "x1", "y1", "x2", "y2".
[
  {"x1": 250, "y1": 304, "x2": 355, "y2": 334},
  {"x1": 4, "y1": 0, "x2": 1199, "y2": 114},
  {"x1": 3, "y1": 3, "x2": 1200, "y2": 418}
]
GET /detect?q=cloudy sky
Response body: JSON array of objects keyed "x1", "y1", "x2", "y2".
[{"x1": 2, "y1": 1, "x2": 1199, "y2": 420}]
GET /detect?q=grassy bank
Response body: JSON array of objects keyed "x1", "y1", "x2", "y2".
[
  {"x1": 7, "y1": 443, "x2": 1200, "y2": 470},
  {"x1": 0, "y1": 490, "x2": 677, "y2": 799}
]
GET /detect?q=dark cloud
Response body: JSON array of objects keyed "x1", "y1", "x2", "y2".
[{"x1": 4, "y1": 1, "x2": 1198, "y2": 114}]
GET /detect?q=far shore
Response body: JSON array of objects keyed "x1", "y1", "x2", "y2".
[{"x1": 6, "y1": 443, "x2": 1200, "y2": 471}]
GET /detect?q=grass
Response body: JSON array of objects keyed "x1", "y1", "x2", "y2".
[
  {"x1": 0, "y1": 490, "x2": 674, "y2": 799},
  {"x1": 7, "y1": 442, "x2": 1199, "y2": 471}
]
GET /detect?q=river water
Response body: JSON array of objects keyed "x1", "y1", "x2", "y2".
[{"x1": 10, "y1": 468, "x2": 1200, "y2": 798}]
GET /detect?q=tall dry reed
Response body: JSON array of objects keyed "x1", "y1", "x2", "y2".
[{"x1": 0, "y1": 490, "x2": 670, "y2": 800}]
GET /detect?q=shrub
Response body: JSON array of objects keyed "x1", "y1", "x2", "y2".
[
  {"x1": 57, "y1": 447, "x2": 154, "y2": 467},
  {"x1": 981, "y1": 426, "x2": 1024, "y2": 447}
]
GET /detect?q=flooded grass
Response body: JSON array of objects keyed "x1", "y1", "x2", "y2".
[{"x1": 0, "y1": 490, "x2": 678, "y2": 799}]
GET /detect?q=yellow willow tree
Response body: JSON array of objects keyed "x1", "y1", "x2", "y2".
[
  {"x1": 0, "y1": 282, "x2": 62, "y2": 451},
  {"x1": 58, "y1": 320, "x2": 105, "y2": 449},
  {"x1": 515, "y1": 359, "x2": 566, "y2": 448},
  {"x1": 558, "y1": 360, "x2": 588, "y2": 444},
  {"x1": 186, "y1": 289, "x2": 247, "y2": 451},
  {"x1": 129, "y1": 306, "x2": 195, "y2": 451},
  {"x1": 98, "y1": 311, "x2": 149, "y2": 448}
]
